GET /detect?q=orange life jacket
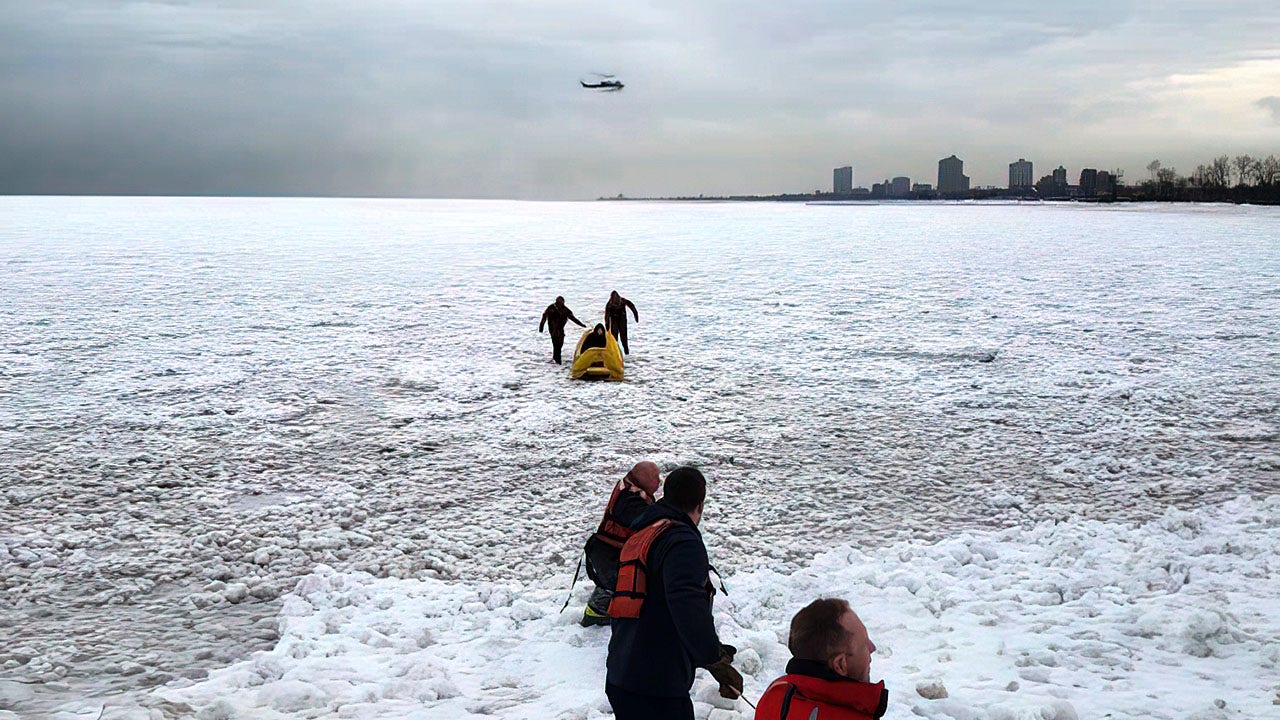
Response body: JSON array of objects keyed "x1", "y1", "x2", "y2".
[
  {"x1": 593, "y1": 480, "x2": 655, "y2": 549},
  {"x1": 607, "y1": 518, "x2": 675, "y2": 618},
  {"x1": 756, "y1": 676, "x2": 888, "y2": 720}
]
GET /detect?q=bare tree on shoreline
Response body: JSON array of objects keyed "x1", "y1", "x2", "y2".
[
  {"x1": 1131, "y1": 153, "x2": 1280, "y2": 202},
  {"x1": 1234, "y1": 155, "x2": 1255, "y2": 186},
  {"x1": 1260, "y1": 155, "x2": 1280, "y2": 186}
]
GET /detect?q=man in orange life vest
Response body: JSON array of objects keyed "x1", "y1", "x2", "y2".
[
  {"x1": 755, "y1": 598, "x2": 888, "y2": 720},
  {"x1": 580, "y1": 461, "x2": 661, "y2": 627},
  {"x1": 605, "y1": 466, "x2": 742, "y2": 720}
]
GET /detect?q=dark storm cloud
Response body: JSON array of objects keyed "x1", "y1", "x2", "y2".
[{"x1": 1, "y1": 1, "x2": 1278, "y2": 197}]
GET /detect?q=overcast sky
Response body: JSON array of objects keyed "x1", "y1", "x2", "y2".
[{"x1": 3, "y1": 1, "x2": 1279, "y2": 199}]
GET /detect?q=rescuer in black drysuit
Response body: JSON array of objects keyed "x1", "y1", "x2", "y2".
[
  {"x1": 604, "y1": 291, "x2": 639, "y2": 354},
  {"x1": 539, "y1": 296, "x2": 586, "y2": 364}
]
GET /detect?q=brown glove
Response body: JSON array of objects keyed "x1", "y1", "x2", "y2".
[{"x1": 705, "y1": 654, "x2": 744, "y2": 700}]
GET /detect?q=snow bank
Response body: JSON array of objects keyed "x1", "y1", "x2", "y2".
[{"x1": 150, "y1": 496, "x2": 1279, "y2": 719}]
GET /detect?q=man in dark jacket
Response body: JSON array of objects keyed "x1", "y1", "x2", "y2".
[
  {"x1": 605, "y1": 466, "x2": 741, "y2": 720},
  {"x1": 604, "y1": 290, "x2": 639, "y2": 354},
  {"x1": 754, "y1": 598, "x2": 888, "y2": 720},
  {"x1": 539, "y1": 296, "x2": 586, "y2": 364},
  {"x1": 581, "y1": 461, "x2": 660, "y2": 627}
]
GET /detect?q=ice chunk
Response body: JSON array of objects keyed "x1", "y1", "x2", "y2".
[{"x1": 917, "y1": 680, "x2": 949, "y2": 699}]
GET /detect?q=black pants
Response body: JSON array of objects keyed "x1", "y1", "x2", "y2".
[
  {"x1": 584, "y1": 536, "x2": 620, "y2": 615},
  {"x1": 551, "y1": 331, "x2": 565, "y2": 364},
  {"x1": 606, "y1": 684, "x2": 693, "y2": 720},
  {"x1": 606, "y1": 315, "x2": 629, "y2": 354}
]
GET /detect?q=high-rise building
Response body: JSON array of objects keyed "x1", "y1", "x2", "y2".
[
  {"x1": 1079, "y1": 168, "x2": 1098, "y2": 197},
  {"x1": 1096, "y1": 171, "x2": 1116, "y2": 197},
  {"x1": 833, "y1": 166, "x2": 854, "y2": 194},
  {"x1": 937, "y1": 155, "x2": 970, "y2": 195},
  {"x1": 1052, "y1": 166, "x2": 1067, "y2": 188},
  {"x1": 890, "y1": 176, "x2": 911, "y2": 197},
  {"x1": 1009, "y1": 158, "x2": 1033, "y2": 189}
]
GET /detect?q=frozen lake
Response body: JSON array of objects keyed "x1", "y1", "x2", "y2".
[{"x1": 1, "y1": 198, "x2": 1277, "y2": 717}]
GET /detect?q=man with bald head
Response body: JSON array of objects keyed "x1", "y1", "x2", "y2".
[
  {"x1": 755, "y1": 598, "x2": 888, "y2": 719},
  {"x1": 580, "y1": 461, "x2": 660, "y2": 627}
]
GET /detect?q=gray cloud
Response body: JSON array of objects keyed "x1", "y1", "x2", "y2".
[
  {"x1": 1258, "y1": 96, "x2": 1280, "y2": 124},
  {"x1": 2, "y1": 2, "x2": 1279, "y2": 198}
]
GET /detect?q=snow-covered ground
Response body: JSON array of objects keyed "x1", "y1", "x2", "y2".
[
  {"x1": 1, "y1": 198, "x2": 1277, "y2": 718},
  {"x1": 142, "y1": 495, "x2": 1278, "y2": 720}
]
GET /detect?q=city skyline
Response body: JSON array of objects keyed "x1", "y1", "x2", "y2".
[
  {"x1": 2, "y1": 3, "x2": 1279, "y2": 199},
  {"x1": 833, "y1": 154, "x2": 1122, "y2": 196}
]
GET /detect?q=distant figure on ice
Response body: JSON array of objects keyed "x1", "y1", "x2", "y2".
[
  {"x1": 604, "y1": 291, "x2": 639, "y2": 354},
  {"x1": 539, "y1": 296, "x2": 586, "y2": 364},
  {"x1": 606, "y1": 466, "x2": 743, "y2": 719},
  {"x1": 755, "y1": 598, "x2": 887, "y2": 720},
  {"x1": 580, "y1": 461, "x2": 660, "y2": 627}
]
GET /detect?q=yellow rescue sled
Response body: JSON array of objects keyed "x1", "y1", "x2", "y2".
[{"x1": 570, "y1": 327, "x2": 624, "y2": 380}]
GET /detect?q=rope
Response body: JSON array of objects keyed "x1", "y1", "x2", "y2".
[
  {"x1": 708, "y1": 563, "x2": 729, "y2": 595},
  {"x1": 559, "y1": 551, "x2": 584, "y2": 613}
]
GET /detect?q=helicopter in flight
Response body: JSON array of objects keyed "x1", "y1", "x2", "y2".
[{"x1": 580, "y1": 73, "x2": 624, "y2": 91}]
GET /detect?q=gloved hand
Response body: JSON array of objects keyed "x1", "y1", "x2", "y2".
[{"x1": 705, "y1": 654, "x2": 743, "y2": 700}]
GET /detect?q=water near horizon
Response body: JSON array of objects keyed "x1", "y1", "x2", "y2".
[{"x1": 1, "y1": 197, "x2": 1277, "y2": 715}]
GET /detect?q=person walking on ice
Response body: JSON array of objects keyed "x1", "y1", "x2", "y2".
[
  {"x1": 604, "y1": 290, "x2": 639, "y2": 354},
  {"x1": 539, "y1": 296, "x2": 586, "y2": 364}
]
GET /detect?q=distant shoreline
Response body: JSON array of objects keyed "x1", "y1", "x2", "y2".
[
  {"x1": 598, "y1": 192, "x2": 1280, "y2": 206},
  {"x1": 1, "y1": 192, "x2": 1276, "y2": 205}
]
